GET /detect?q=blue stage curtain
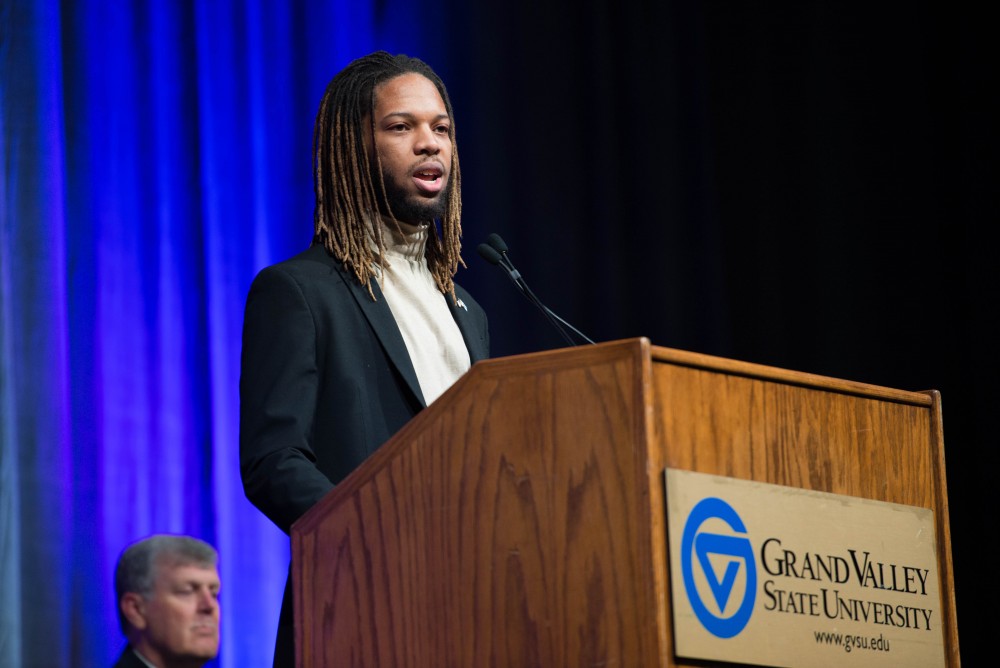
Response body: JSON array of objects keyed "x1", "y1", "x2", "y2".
[{"x1": 0, "y1": 2, "x2": 429, "y2": 665}]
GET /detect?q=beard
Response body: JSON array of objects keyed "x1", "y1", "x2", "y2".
[{"x1": 377, "y1": 167, "x2": 451, "y2": 224}]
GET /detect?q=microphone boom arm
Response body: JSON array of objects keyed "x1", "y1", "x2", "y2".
[{"x1": 477, "y1": 236, "x2": 595, "y2": 347}]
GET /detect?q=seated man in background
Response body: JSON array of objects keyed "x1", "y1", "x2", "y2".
[{"x1": 113, "y1": 534, "x2": 221, "y2": 668}]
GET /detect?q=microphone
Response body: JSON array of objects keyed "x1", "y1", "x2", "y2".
[{"x1": 477, "y1": 233, "x2": 596, "y2": 347}]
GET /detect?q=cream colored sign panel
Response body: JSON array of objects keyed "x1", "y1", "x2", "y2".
[{"x1": 665, "y1": 468, "x2": 945, "y2": 668}]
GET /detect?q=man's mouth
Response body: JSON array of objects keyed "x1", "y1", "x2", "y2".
[{"x1": 412, "y1": 163, "x2": 445, "y2": 195}]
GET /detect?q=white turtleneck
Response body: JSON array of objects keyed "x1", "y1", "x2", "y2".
[{"x1": 373, "y1": 219, "x2": 471, "y2": 405}]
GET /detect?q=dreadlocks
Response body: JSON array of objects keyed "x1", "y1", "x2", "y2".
[{"x1": 312, "y1": 51, "x2": 464, "y2": 302}]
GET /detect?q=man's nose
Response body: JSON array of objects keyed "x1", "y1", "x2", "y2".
[
  {"x1": 198, "y1": 590, "x2": 219, "y2": 611},
  {"x1": 414, "y1": 126, "x2": 442, "y2": 154}
]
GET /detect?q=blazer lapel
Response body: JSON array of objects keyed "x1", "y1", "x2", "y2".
[
  {"x1": 448, "y1": 296, "x2": 488, "y2": 364},
  {"x1": 321, "y1": 247, "x2": 486, "y2": 407},
  {"x1": 336, "y1": 266, "x2": 428, "y2": 408}
]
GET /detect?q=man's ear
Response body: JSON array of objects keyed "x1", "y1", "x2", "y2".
[{"x1": 121, "y1": 593, "x2": 148, "y2": 630}]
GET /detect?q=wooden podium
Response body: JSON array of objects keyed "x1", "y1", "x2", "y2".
[{"x1": 290, "y1": 338, "x2": 960, "y2": 667}]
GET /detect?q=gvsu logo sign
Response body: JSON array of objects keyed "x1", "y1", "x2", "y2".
[{"x1": 680, "y1": 497, "x2": 757, "y2": 638}]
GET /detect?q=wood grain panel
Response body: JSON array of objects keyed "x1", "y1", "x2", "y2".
[
  {"x1": 294, "y1": 339, "x2": 667, "y2": 666},
  {"x1": 649, "y1": 345, "x2": 959, "y2": 667},
  {"x1": 291, "y1": 339, "x2": 959, "y2": 667}
]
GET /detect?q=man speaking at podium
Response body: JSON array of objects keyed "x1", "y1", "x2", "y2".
[{"x1": 238, "y1": 51, "x2": 490, "y2": 666}]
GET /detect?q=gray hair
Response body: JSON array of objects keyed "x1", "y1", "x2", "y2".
[{"x1": 114, "y1": 534, "x2": 218, "y2": 632}]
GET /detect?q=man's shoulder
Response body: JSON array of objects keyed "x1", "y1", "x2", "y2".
[
  {"x1": 269, "y1": 243, "x2": 340, "y2": 271},
  {"x1": 245, "y1": 244, "x2": 362, "y2": 311},
  {"x1": 111, "y1": 646, "x2": 147, "y2": 668},
  {"x1": 252, "y1": 244, "x2": 346, "y2": 283}
]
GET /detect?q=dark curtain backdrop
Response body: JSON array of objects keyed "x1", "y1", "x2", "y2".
[{"x1": 2, "y1": 1, "x2": 993, "y2": 667}]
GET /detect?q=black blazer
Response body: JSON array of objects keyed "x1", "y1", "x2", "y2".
[{"x1": 239, "y1": 243, "x2": 490, "y2": 534}]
